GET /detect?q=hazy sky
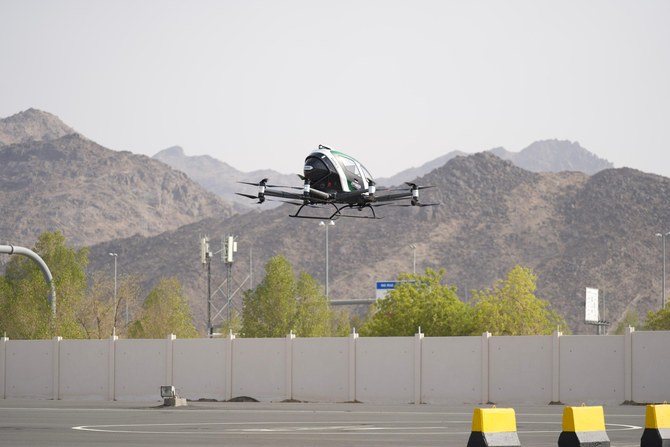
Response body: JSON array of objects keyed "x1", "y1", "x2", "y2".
[{"x1": 2, "y1": 0, "x2": 669, "y2": 178}]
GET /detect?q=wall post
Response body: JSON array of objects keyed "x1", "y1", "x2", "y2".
[
  {"x1": 624, "y1": 326, "x2": 634, "y2": 403},
  {"x1": 552, "y1": 330, "x2": 562, "y2": 403},
  {"x1": 225, "y1": 331, "x2": 235, "y2": 401},
  {"x1": 348, "y1": 329, "x2": 358, "y2": 402},
  {"x1": 0, "y1": 336, "x2": 8, "y2": 399},
  {"x1": 107, "y1": 334, "x2": 118, "y2": 401},
  {"x1": 481, "y1": 332, "x2": 491, "y2": 404},
  {"x1": 52, "y1": 336, "x2": 62, "y2": 400},
  {"x1": 285, "y1": 331, "x2": 295, "y2": 401},
  {"x1": 165, "y1": 334, "x2": 176, "y2": 387},
  {"x1": 414, "y1": 329, "x2": 424, "y2": 404}
]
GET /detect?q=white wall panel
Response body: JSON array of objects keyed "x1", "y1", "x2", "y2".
[
  {"x1": 232, "y1": 338, "x2": 286, "y2": 401},
  {"x1": 631, "y1": 330, "x2": 670, "y2": 403},
  {"x1": 356, "y1": 337, "x2": 414, "y2": 403},
  {"x1": 292, "y1": 337, "x2": 349, "y2": 402},
  {"x1": 173, "y1": 338, "x2": 228, "y2": 401},
  {"x1": 559, "y1": 335, "x2": 624, "y2": 405},
  {"x1": 114, "y1": 339, "x2": 167, "y2": 401},
  {"x1": 5, "y1": 340, "x2": 53, "y2": 399},
  {"x1": 489, "y1": 336, "x2": 553, "y2": 404},
  {"x1": 59, "y1": 340, "x2": 108, "y2": 400},
  {"x1": 421, "y1": 336, "x2": 481, "y2": 404}
]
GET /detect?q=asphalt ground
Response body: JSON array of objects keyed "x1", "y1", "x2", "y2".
[{"x1": 0, "y1": 399, "x2": 647, "y2": 447}]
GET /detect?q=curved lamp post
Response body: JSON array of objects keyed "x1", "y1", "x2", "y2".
[{"x1": 0, "y1": 244, "x2": 56, "y2": 319}]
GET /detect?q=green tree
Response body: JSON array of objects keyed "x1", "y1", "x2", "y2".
[
  {"x1": 0, "y1": 231, "x2": 89, "y2": 339},
  {"x1": 471, "y1": 265, "x2": 567, "y2": 335},
  {"x1": 82, "y1": 272, "x2": 143, "y2": 339},
  {"x1": 330, "y1": 308, "x2": 354, "y2": 337},
  {"x1": 128, "y1": 277, "x2": 198, "y2": 338},
  {"x1": 241, "y1": 256, "x2": 336, "y2": 337},
  {"x1": 242, "y1": 256, "x2": 297, "y2": 337},
  {"x1": 613, "y1": 309, "x2": 640, "y2": 334},
  {"x1": 294, "y1": 272, "x2": 331, "y2": 337},
  {"x1": 644, "y1": 307, "x2": 670, "y2": 330},
  {"x1": 360, "y1": 269, "x2": 474, "y2": 337},
  {"x1": 218, "y1": 308, "x2": 243, "y2": 337}
]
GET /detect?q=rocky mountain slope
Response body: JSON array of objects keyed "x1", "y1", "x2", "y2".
[
  {"x1": 0, "y1": 110, "x2": 236, "y2": 249},
  {"x1": 3, "y1": 108, "x2": 663, "y2": 336},
  {"x1": 0, "y1": 108, "x2": 75, "y2": 145},
  {"x1": 87, "y1": 153, "x2": 670, "y2": 335},
  {"x1": 491, "y1": 139, "x2": 613, "y2": 174},
  {"x1": 379, "y1": 140, "x2": 612, "y2": 186},
  {"x1": 153, "y1": 146, "x2": 309, "y2": 209}
]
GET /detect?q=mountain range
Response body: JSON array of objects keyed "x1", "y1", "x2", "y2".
[
  {"x1": 1, "y1": 108, "x2": 668, "y2": 335},
  {"x1": 0, "y1": 110, "x2": 236, "y2": 249},
  {"x1": 153, "y1": 146, "x2": 298, "y2": 209},
  {"x1": 153, "y1": 140, "x2": 613, "y2": 197},
  {"x1": 86, "y1": 151, "x2": 669, "y2": 335},
  {"x1": 377, "y1": 139, "x2": 612, "y2": 186}
]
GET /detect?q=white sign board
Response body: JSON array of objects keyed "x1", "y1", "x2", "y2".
[{"x1": 585, "y1": 287, "x2": 599, "y2": 322}]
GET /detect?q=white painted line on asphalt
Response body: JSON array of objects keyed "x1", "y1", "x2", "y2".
[{"x1": 71, "y1": 420, "x2": 641, "y2": 436}]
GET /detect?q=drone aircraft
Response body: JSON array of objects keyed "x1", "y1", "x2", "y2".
[{"x1": 236, "y1": 145, "x2": 437, "y2": 219}]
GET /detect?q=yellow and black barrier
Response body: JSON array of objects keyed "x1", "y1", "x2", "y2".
[
  {"x1": 641, "y1": 403, "x2": 670, "y2": 447},
  {"x1": 558, "y1": 405, "x2": 610, "y2": 447},
  {"x1": 467, "y1": 407, "x2": 521, "y2": 447}
]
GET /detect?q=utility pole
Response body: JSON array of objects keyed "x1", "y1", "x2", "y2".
[
  {"x1": 109, "y1": 253, "x2": 118, "y2": 336},
  {"x1": 223, "y1": 236, "x2": 237, "y2": 322},
  {"x1": 200, "y1": 237, "x2": 212, "y2": 337}
]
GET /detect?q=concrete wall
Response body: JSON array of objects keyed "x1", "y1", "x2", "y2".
[
  {"x1": 292, "y1": 336, "x2": 352, "y2": 402},
  {"x1": 59, "y1": 340, "x2": 110, "y2": 400},
  {"x1": 115, "y1": 338, "x2": 170, "y2": 401},
  {"x1": 489, "y1": 335, "x2": 554, "y2": 404},
  {"x1": 631, "y1": 330, "x2": 670, "y2": 403},
  {"x1": 1, "y1": 329, "x2": 669, "y2": 404},
  {"x1": 173, "y1": 338, "x2": 230, "y2": 401},
  {"x1": 356, "y1": 336, "x2": 416, "y2": 403},
  {"x1": 4, "y1": 339, "x2": 54, "y2": 399},
  {"x1": 559, "y1": 335, "x2": 626, "y2": 405},
  {"x1": 231, "y1": 337, "x2": 288, "y2": 401},
  {"x1": 421, "y1": 336, "x2": 482, "y2": 404}
]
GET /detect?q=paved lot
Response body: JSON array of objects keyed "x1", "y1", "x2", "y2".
[{"x1": 0, "y1": 400, "x2": 647, "y2": 447}]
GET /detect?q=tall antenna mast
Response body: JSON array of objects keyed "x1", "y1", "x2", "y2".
[
  {"x1": 200, "y1": 236, "x2": 212, "y2": 337},
  {"x1": 223, "y1": 235, "x2": 237, "y2": 322}
]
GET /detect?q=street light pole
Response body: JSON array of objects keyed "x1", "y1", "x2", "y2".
[
  {"x1": 319, "y1": 220, "x2": 335, "y2": 299},
  {"x1": 656, "y1": 232, "x2": 670, "y2": 309},
  {"x1": 109, "y1": 253, "x2": 118, "y2": 336},
  {"x1": 409, "y1": 244, "x2": 416, "y2": 274}
]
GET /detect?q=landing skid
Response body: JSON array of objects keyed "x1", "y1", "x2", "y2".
[{"x1": 289, "y1": 203, "x2": 383, "y2": 220}]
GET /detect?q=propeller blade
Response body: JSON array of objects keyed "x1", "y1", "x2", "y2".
[
  {"x1": 405, "y1": 182, "x2": 435, "y2": 190},
  {"x1": 238, "y1": 178, "x2": 303, "y2": 189},
  {"x1": 391, "y1": 202, "x2": 439, "y2": 207},
  {"x1": 235, "y1": 192, "x2": 259, "y2": 200}
]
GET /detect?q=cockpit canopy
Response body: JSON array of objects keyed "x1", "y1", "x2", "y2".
[{"x1": 304, "y1": 145, "x2": 373, "y2": 193}]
